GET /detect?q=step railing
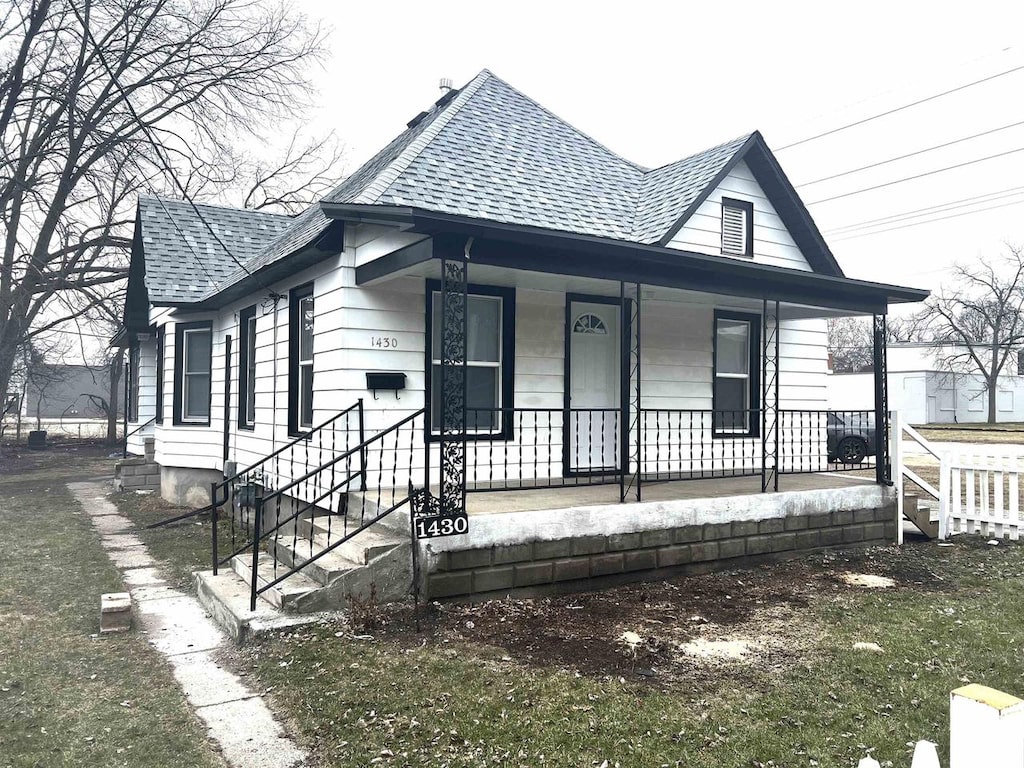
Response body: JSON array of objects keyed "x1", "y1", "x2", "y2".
[
  {"x1": 213, "y1": 408, "x2": 426, "y2": 610},
  {"x1": 891, "y1": 410, "x2": 943, "y2": 543},
  {"x1": 151, "y1": 400, "x2": 365, "y2": 529}
]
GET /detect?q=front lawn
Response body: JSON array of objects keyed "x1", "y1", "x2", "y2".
[
  {"x1": 0, "y1": 463, "x2": 222, "y2": 766},
  {"x1": 236, "y1": 539, "x2": 1024, "y2": 768}
]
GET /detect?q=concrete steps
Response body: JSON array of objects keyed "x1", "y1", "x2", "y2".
[
  {"x1": 904, "y1": 493, "x2": 939, "y2": 539},
  {"x1": 199, "y1": 494, "x2": 414, "y2": 640}
]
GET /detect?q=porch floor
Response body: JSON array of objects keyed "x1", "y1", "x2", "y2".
[{"x1": 464, "y1": 471, "x2": 874, "y2": 515}]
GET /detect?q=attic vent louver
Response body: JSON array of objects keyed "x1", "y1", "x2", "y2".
[{"x1": 721, "y1": 198, "x2": 752, "y2": 257}]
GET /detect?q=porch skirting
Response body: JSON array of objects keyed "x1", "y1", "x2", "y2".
[{"x1": 423, "y1": 484, "x2": 897, "y2": 600}]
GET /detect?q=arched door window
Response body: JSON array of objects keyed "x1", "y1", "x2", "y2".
[{"x1": 573, "y1": 313, "x2": 608, "y2": 335}]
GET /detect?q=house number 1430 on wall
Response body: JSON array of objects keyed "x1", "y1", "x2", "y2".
[{"x1": 370, "y1": 336, "x2": 398, "y2": 348}]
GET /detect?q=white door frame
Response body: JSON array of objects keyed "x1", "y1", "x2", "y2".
[{"x1": 565, "y1": 294, "x2": 622, "y2": 474}]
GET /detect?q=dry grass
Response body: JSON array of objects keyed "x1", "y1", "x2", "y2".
[{"x1": 0, "y1": 453, "x2": 223, "y2": 767}]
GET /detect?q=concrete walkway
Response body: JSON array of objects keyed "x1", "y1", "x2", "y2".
[{"x1": 68, "y1": 482, "x2": 308, "y2": 768}]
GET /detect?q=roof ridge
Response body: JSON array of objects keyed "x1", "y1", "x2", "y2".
[
  {"x1": 355, "y1": 70, "x2": 493, "y2": 204},
  {"x1": 641, "y1": 132, "x2": 754, "y2": 177},
  {"x1": 139, "y1": 195, "x2": 295, "y2": 220},
  {"x1": 482, "y1": 70, "x2": 648, "y2": 173}
]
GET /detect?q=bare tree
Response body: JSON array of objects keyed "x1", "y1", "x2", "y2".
[
  {"x1": 827, "y1": 317, "x2": 873, "y2": 373},
  {"x1": 828, "y1": 312, "x2": 932, "y2": 373},
  {"x1": 0, "y1": 0, "x2": 343, "y2": 413},
  {"x1": 923, "y1": 244, "x2": 1024, "y2": 423}
]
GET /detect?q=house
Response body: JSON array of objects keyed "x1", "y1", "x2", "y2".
[
  {"x1": 828, "y1": 342, "x2": 1024, "y2": 424},
  {"x1": 21, "y1": 364, "x2": 118, "y2": 421},
  {"x1": 120, "y1": 70, "x2": 928, "y2": 617}
]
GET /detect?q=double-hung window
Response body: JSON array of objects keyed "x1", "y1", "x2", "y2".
[
  {"x1": 712, "y1": 311, "x2": 759, "y2": 437},
  {"x1": 173, "y1": 322, "x2": 212, "y2": 425},
  {"x1": 238, "y1": 306, "x2": 257, "y2": 429},
  {"x1": 426, "y1": 282, "x2": 514, "y2": 440},
  {"x1": 721, "y1": 197, "x2": 754, "y2": 257},
  {"x1": 288, "y1": 285, "x2": 314, "y2": 434}
]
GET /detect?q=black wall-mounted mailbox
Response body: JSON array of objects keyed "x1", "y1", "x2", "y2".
[{"x1": 366, "y1": 372, "x2": 406, "y2": 399}]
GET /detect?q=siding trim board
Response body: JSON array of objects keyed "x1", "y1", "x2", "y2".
[
  {"x1": 424, "y1": 279, "x2": 516, "y2": 443},
  {"x1": 155, "y1": 326, "x2": 164, "y2": 424}
]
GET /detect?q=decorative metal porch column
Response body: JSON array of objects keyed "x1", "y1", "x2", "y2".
[
  {"x1": 439, "y1": 243, "x2": 469, "y2": 516},
  {"x1": 872, "y1": 313, "x2": 891, "y2": 484},
  {"x1": 761, "y1": 300, "x2": 780, "y2": 492},
  {"x1": 620, "y1": 281, "x2": 641, "y2": 502}
]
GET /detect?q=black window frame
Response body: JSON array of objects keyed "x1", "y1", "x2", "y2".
[
  {"x1": 721, "y1": 197, "x2": 754, "y2": 258},
  {"x1": 424, "y1": 280, "x2": 516, "y2": 443},
  {"x1": 172, "y1": 320, "x2": 213, "y2": 426},
  {"x1": 238, "y1": 305, "x2": 257, "y2": 430},
  {"x1": 711, "y1": 309, "x2": 761, "y2": 439},
  {"x1": 288, "y1": 284, "x2": 314, "y2": 436},
  {"x1": 155, "y1": 326, "x2": 164, "y2": 424},
  {"x1": 127, "y1": 342, "x2": 140, "y2": 422}
]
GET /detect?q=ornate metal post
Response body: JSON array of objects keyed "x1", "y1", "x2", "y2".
[
  {"x1": 761, "y1": 299, "x2": 780, "y2": 492},
  {"x1": 439, "y1": 240, "x2": 469, "y2": 516},
  {"x1": 620, "y1": 281, "x2": 641, "y2": 502},
  {"x1": 873, "y1": 313, "x2": 891, "y2": 484}
]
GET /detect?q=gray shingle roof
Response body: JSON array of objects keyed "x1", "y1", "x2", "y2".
[
  {"x1": 138, "y1": 197, "x2": 293, "y2": 303},
  {"x1": 139, "y1": 70, "x2": 780, "y2": 303}
]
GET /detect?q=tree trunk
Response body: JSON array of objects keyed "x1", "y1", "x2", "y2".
[
  {"x1": 106, "y1": 351, "x2": 122, "y2": 444},
  {"x1": 988, "y1": 341, "x2": 999, "y2": 424}
]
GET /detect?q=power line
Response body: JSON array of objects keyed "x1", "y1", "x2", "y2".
[
  {"x1": 808, "y1": 146, "x2": 1024, "y2": 205},
  {"x1": 830, "y1": 197, "x2": 1024, "y2": 242},
  {"x1": 825, "y1": 185, "x2": 1024, "y2": 234},
  {"x1": 797, "y1": 120, "x2": 1024, "y2": 187},
  {"x1": 777, "y1": 61, "x2": 1024, "y2": 151}
]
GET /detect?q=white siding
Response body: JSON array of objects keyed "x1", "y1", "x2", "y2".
[
  {"x1": 125, "y1": 338, "x2": 157, "y2": 455},
  {"x1": 147, "y1": 222, "x2": 832, "y2": 487},
  {"x1": 666, "y1": 160, "x2": 812, "y2": 272}
]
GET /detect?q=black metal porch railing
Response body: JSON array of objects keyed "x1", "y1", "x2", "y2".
[
  {"x1": 213, "y1": 408, "x2": 426, "y2": 610},
  {"x1": 464, "y1": 407, "x2": 621, "y2": 492},
  {"x1": 458, "y1": 406, "x2": 880, "y2": 491}
]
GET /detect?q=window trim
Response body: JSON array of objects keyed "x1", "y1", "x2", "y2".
[
  {"x1": 155, "y1": 327, "x2": 164, "y2": 424},
  {"x1": 172, "y1": 321, "x2": 213, "y2": 426},
  {"x1": 287, "y1": 284, "x2": 314, "y2": 436},
  {"x1": 712, "y1": 309, "x2": 760, "y2": 439},
  {"x1": 238, "y1": 305, "x2": 257, "y2": 430},
  {"x1": 721, "y1": 197, "x2": 754, "y2": 258},
  {"x1": 424, "y1": 280, "x2": 516, "y2": 443}
]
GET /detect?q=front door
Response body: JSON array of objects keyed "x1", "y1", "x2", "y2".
[{"x1": 567, "y1": 300, "x2": 620, "y2": 473}]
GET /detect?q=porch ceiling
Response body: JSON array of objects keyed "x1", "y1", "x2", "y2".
[{"x1": 341, "y1": 207, "x2": 928, "y2": 315}]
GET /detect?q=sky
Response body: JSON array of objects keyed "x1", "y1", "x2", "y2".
[{"x1": 289, "y1": 0, "x2": 1024, "y2": 297}]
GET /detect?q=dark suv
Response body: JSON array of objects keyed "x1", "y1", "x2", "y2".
[{"x1": 826, "y1": 411, "x2": 875, "y2": 464}]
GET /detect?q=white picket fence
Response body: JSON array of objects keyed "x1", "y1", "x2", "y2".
[{"x1": 892, "y1": 411, "x2": 1024, "y2": 541}]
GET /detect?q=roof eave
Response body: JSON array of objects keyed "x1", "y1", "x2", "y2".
[{"x1": 333, "y1": 205, "x2": 927, "y2": 309}]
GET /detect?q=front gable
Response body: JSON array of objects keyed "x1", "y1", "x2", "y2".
[{"x1": 664, "y1": 159, "x2": 813, "y2": 272}]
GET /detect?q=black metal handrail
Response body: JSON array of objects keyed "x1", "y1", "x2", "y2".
[
  {"x1": 213, "y1": 408, "x2": 426, "y2": 610},
  {"x1": 122, "y1": 416, "x2": 156, "y2": 458},
  {"x1": 212, "y1": 399, "x2": 365, "y2": 507}
]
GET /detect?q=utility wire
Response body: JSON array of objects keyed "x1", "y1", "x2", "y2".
[
  {"x1": 830, "y1": 197, "x2": 1024, "y2": 242},
  {"x1": 777, "y1": 62, "x2": 1024, "y2": 150},
  {"x1": 71, "y1": 8, "x2": 258, "y2": 286},
  {"x1": 825, "y1": 185, "x2": 1024, "y2": 234},
  {"x1": 808, "y1": 146, "x2": 1024, "y2": 205},
  {"x1": 797, "y1": 120, "x2": 1024, "y2": 187}
]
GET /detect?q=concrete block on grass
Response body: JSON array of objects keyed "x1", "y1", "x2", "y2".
[{"x1": 100, "y1": 592, "x2": 131, "y2": 634}]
